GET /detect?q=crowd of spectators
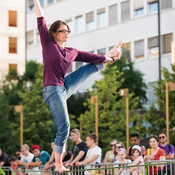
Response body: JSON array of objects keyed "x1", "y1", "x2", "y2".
[{"x1": 0, "y1": 130, "x2": 174, "y2": 175}]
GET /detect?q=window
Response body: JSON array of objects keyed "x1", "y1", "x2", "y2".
[
  {"x1": 9, "y1": 37, "x2": 17, "y2": 54},
  {"x1": 148, "y1": 36, "x2": 159, "y2": 57},
  {"x1": 86, "y1": 12, "x2": 95, "y2": 31},
  {"x1": 122, "y1": 43, "x2": 131, "y2": 61},
  {"x1": 75, "y1": 15, "x2": 84, "y2": 33},
  {"x1": 28, "y1": 0, "x2": 34, "y2": 10},
  {"x1": 8, "y1": 64, "x2": 18, "y2": 80},
  {"x1": 109, "y1": 45, "x2": 114, "y2": 51},
  {"x1": 149, "y1": 1, "x2": 158, "y2": 13},
  {"x1": 27, "y1": 31, "x2": 34, "y2": 45},
  {"x1": 134, "y1": 40, "x2": 144, "y2": 59},
  {"x1": 40, "y1": 0, "x2": 44, "y2": 6},
  {"x1": 121, "y1": 1, "x2": 130, "y2": 21},
  {"x1": 66, "y1": 19, "x2": 73, "y2": 33},
  {"x1": 76, "y1": 62, "x2": 83, "y2": 70},
  {"x1": 47, "y1": 0, "x2": 54, "y2": 5},
  {"x1": 37, "y1": 31, "x2": 40, "y2": 43},
  {"x1": 67, "y1": 66, "x2": 72, "y2": 74},
  {"x1": 97, "y1": 8, "x2": 106, "y2": 27},
  {"x1": 9, "y1": 64, "x2": 17, "y2": 72},
  {"x1": 134, "y1": 0, "x2": 144, "y2": 17},
  {"x1": 162, "y1": 33, "x2": 173, "y2": 54},
  {"x1": 135, "y1": 8, "x2": 144, "y2": 16},
  {"x1": 97, "y1": 48, "x2": 106, "y2": 55},
  {"x1": 9, "y1": 11, "x2": 17, "y2": 27},
  {"x1": 109, "y1": 4, "x2": 118, "y2": 25},
  {"x1": 161, "y1": 0, "x2": 172, "y2": 10}
]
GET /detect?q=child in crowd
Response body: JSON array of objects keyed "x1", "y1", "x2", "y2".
[
  {"x1": 130, "y1": 145, "x2": 144, "y2": 175},
  {"x1": 10, "y1": 157, "x2": 23, "y2": 175},
  {"x1": 113, "y1": 142, "x2": 125, "y2": 162},
  {"x1": 114, "y1": 148, "x2": 132, "y2": 175}
]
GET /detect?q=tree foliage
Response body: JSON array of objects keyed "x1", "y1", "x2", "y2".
[
  {"x1": 79, "y1": 63, "x2": 146, "y2": 155},
  {"x1": 144, "y1": 65, "x2": 175, "y2": 145}
]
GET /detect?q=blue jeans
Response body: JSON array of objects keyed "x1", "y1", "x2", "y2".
[{"x1": 43, "y1": 63, "x2": 103, "y2": 153}]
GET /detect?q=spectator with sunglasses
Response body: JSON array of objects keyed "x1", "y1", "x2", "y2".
[
  {"x1": 113, "y1": 142, "x2": 125, "y2": 162},
  {"x1": 103, "y1": 139, "x2": 117, "y2": 163},
  {"x1": 33, "y1": 0, "x2": 123, "y2": 173},
  {"x1": 158, "y1": 132, "x2": 174, "y2": 175}
]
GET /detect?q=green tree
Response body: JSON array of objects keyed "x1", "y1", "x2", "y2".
[
  {"x1": 144, "y1": 65, "x2": 175, "y2": 145},
  {"x1": 79, "y1": 63, "x2": 146, "y2": 155},
  {"x1": 104, "y1": 55, "x2": 147, "y2": 109},
  {"x1": 0, "y1": 93, "x2": 15, "y2": 153}
]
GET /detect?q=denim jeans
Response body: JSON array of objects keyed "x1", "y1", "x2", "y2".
[{"x1": 43, "y1": 63, "x2": 103, "y2": 153}]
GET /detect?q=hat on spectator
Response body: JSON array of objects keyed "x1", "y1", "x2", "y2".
[
  {"x1": 132, "y1": 145, "x2": 141, "y2": 152},
  {"x1": 118, "y1": 148, "x2": 126, "y2": 154},
  {"x1": 31, "y1": 145, "x2": 40, "y2": 150}
]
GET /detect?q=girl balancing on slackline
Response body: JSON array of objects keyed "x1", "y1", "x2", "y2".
[{"x1": 33, "y1": 0, "x2": 123, "y2": 173}]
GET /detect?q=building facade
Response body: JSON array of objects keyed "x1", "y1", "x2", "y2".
[
  {"x1": 0, "y1": 0, "x2": 26, "y2": 84},
  {"x1": 26, "y1": 0, "x2": 175, "y2": 106}
]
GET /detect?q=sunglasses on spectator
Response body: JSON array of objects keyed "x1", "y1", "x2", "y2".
[
  {"x1": 159, "y1": 136, "x2": 165, "y2": 139},
  {"x1": 57, "y1": 29, "x2": 71, "y2": 34},
  {"x1": 115, "y1": 146, "x2": 121, "y2": 149},
  {"x1": 110, "y1": 144, "x2": 116, "y2": 147}
]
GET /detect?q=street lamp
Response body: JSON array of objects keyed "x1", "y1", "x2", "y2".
[
  {"x1": 14, "y1": 105, "x2": 23, "y2": 146},
  {"x1": 165, "y1": 82, "x2": 175, "y2": 143},
  {"x1": 91, "y1": 96, "x2": 98, "y2": 145},
  {"x1": 119, "y1": 89, "x2": 129, "y2": 149}
]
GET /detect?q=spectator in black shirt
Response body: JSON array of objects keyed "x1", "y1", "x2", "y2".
[
  {"x1": 0, "y1": 148, "x2": 10, "y2": 167},
  {"x1": 0, "y1": 147, "x2": 11, "y2": 175},
  {"x1": 64, "y1": 129, "x2": 88, "y2": 167}
]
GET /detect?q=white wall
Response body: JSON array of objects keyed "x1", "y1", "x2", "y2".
[
  {"x1": 0, "y1": 0, "x2": 26, "y2": 82},
  {"x1": 26, "y1": 0, "x2": 175, "y2": 104}
]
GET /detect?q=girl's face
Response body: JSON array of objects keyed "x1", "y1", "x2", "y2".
[
  {"x1": 56, "y1": 24, "x2": 69, "y2": 43},
  {"x1": 149, "y1": 138, "x2": 158, "y2": 148},
  {"x1": 133, "y1": 149, "x2": 140, "y2": 158},
  {"x1": 115, "y1": 144, "x2": 122, "y2": 152},
  {"x1": 118, "y1": 151, "x2": 125, "y2": 160}
]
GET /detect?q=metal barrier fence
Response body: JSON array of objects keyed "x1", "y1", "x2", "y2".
[{"x1": 0, "y1": 160, "x2": 175, "y2": 175}]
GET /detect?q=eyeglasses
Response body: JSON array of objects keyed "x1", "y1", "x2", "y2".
[
  {"x1": 110, "y1": 144, "x2": 116, "y2": 147},
  {"x1": 115, "y1": 146, "x2": 121, "y2": 149},
  {"x1": 159, "y1": 136, "x2": 165, "y2": 139},
  {"x1": 57, "y1": 29, "x2": 71, "y2": 34}
]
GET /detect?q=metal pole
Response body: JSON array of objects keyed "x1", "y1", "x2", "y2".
[
  {"x1": 95, "y1": 96, "x2": 98, "y2": 146},
  {"x1": 158, "y1": 0, "x2": 161, "y2": 80},
  {"x1": 20, "y1": 105, "x2": 23, "y2": 146},
  {"x1": 80, "y1": 115, "x2": 82, "y2": 137},
  {"x1": 165, "y1": 83, "x2": 169, "y2": 144},
  {"x1": 126, "y1": 89, "x2": 129, "y2": 150}
]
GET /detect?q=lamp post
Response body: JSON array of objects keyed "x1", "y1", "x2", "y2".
[
  {"x1": 119, "y1": 89, "x2": 129, "y2": 149},
  {"x1": 14, "y1": 105, "x2": 23, "y2": 146},
  {"x1": 165, "y1": 82, "x2": 175, "y2": 143},
  {"x1": 91, "y1": 96, "x2": 98, "y2": 145}
]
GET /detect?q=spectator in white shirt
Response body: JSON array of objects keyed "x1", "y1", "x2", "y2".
[{"x1": 75, "y1": 133, "x2": 102, "y2": 175}]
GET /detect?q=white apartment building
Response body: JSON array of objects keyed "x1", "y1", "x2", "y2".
[
  {"x1": 26, "y1": 0, "x2": 175, "y2": 106},
  {"x1": 0, "y1": 0, "x2": 26, "y2": 84}
]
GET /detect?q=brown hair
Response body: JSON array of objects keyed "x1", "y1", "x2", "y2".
[
  {"x1": 149, "y1": 135, "x2": 159, "y2": 142},
  {"x1": 132, "y1": 149, "x2": 141, "y2": 156},
  {"x1": 48, "y1": 20, "x2": 70, "y2": 42},
  {"x1": 87, "y1": 133, "x2": 97, "y2": 142},
  {"x1": 70, "y1": 128, "x2": 80, "y2": 135}
]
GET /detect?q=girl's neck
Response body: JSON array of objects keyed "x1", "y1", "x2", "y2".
[
  {"x1": 119, "y1": 159, "x2": 126, "y2": 162},
  {"x1": 57, "y1": 41, "x2": 66, "y2": 48}
]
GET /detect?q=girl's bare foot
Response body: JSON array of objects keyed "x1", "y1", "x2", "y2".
[{"x1": 55, "y1": 164, "x2": 69, "y2": 173}]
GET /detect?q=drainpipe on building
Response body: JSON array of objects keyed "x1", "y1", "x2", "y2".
[{"x1": 158, "y1": 0, "x2": 161, "y2": 80}]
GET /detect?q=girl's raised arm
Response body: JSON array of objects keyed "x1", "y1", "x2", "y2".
[{"x1": 33, "y1": 0, "x2": 43, "y2": 18}]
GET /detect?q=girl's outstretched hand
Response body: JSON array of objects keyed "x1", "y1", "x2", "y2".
[{"x1": 106, "y1": 41, "x2": 123, "y2": 62}]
